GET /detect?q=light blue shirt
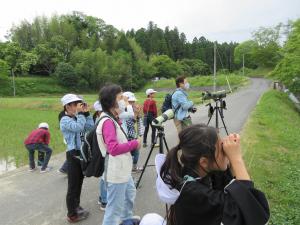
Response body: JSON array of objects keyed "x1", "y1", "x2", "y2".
[
  {"x1": 172, "y1": 88, "x2": 194, "y2": 121},
  {"x1": 60, "y1": 114, "x2": 94, "y2": 151}
]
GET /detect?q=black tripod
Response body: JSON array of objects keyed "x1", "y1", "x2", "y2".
[
  {"x1": 207, "y1": 98, "x2": 229, "y2": 135},
  {"x1": 135, "y1": 126, "x2": 169, "y2": 188}
]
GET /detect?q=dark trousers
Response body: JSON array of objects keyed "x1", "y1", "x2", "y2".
[
  {"x1": 143, "y1": 116, "x2": 156, "y2": 144},
  {"x1": 66, "y1": 150, "x2": 84, "y2": 217},
  {"x1": 25, "y1": 144, "x2": 52, "y2": 170}
]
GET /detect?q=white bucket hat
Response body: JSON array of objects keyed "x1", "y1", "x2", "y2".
[
  {"x1": 93, "y1": 100, "x2": 103, "y2": 112},
  {"x1": 123, "y1": 91, "x2": 137, "y2": 102},
  {"x1": 38, "y1": 122, "x2": 49, "y2": 129},
  {"x1": 146, "y1": 88, "x2": 157, "y2": 96},
  {"x1": 61, "y1": 94, "x2": 83, "y2": 106}
]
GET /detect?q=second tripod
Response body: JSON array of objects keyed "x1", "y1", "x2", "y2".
[
  {"x1": 135, "y1": 126, "x2": 169, "y2": 188},
  {"x1": 206, "y1": 98, "x2": 229, "y2": 135}
]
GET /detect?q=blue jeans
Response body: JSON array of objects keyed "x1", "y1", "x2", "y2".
[
  {"x1": 102, "y1": 177, "x2": 136, "y2": 225},
  {"x1": 130, "y1": 149, "x2": 139, "y2": 165},
  {"x1": 99, "y1": 177, "x2": 107, "y2": 204},
  {"x1": 25, "y1": 144, "x2": 52, "y2": 170}
]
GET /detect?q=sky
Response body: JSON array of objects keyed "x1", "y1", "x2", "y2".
[{"x1": 0, "y1": 0, "x2": 299, "y2": 43}]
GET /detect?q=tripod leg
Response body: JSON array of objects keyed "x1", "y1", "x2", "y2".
[
  {"x1": 135, "y1": 142, "x2": 156, "y2": 189},
  {"x1": 207, "y1": 108, "x2": 216, "y2": 126},
  {"x1": 217, "y1": 108, "x2": 229, "y2": 135},
  {"x1": 162, "y1": 136, "x2": 169, "y2": 152}
]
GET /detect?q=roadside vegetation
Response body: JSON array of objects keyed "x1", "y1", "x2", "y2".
[{"x1": 241, "y1": 90, "x2": 300, "y2": 225}]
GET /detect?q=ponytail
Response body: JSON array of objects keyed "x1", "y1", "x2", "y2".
[{"x1": 160, "y1": 144, "x2": 183, "y2": 189}]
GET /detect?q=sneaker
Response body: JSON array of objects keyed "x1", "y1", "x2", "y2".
[
  {"x1": 40, "y1": 167, "x2": 52, "y2": 173},
  {"x1": 28, "y1": 167, "x2": 36, "y2": 172},
  {"x1": 97, "y1": 200, "x2": 107, "y2": 211},
  {"x1": 67, "y1": 211, "x2": 89, "y2": 223},
  {"x1": 142, "y1": 143, "x2": 147, "y2": 148},
  {"x1": 76, "y1": 206, "x2": 89, "y2": 215},
  {"x1": 57, "y1": 168, "x2": 67, "y2": 175}
]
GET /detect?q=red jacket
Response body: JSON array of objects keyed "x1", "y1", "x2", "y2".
[
  {"x1": 143, "y1": 98, "x2": 157, "y2": 117},
  {"x1": 24, "y1": 128, "x2": 50, "y2": 145}
]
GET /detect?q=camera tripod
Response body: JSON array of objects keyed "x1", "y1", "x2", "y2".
[
  {"x1": 206, "y1": 98, "x2": 229, "y2": 135},
  {"x1": 135, "y1": 126, "x2": 169, "y2": 188}
]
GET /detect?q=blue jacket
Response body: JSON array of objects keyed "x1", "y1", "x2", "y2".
[
  {"x1": 172, "y1": 88, "x2": 194, "y2": 121},
  {"x1": 60, "y1": 113, "x2": 94, "y2": 151}
]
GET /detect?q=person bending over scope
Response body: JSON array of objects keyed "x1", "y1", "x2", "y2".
[{"x1": 152, "y1": 124, "x2": 269, "y2": 225}]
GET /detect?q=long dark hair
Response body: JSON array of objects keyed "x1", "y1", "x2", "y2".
[
  {"x1": 160, "y1": 124, "x2": 219, "y2": 225},
  {"x1": 99, "y1": 84, "x2": 122, "y2": 121}
]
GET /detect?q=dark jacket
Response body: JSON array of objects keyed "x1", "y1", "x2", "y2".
[{"x1": 172, "y1": 172, "x2": 270, "y2": 225}]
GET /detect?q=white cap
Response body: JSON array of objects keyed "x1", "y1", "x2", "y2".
[
  {"x1": 38, "y1": 122, "x2": 49, "y2": 129},
  {"x1": 61, "y1": 94, "x2": 83, "y2": 106},
  {"x1": 123, "y1": 91, "x2": 137, "y2": 102},
  {"x1": 93, "y1": 100, "x2": 103, "y2": 112},
  {"x1": 146, "y1": 88, "x2": 157, "y2": 96},
  {"x1": 140, "y1": 213, "x2": 166, "y2": 225}
]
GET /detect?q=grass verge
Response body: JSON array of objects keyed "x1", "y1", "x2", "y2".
[{"x1": 241, "y1": 90, "x2": 300, "y2": 224}]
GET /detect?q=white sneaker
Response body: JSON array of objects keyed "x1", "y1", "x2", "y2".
[{"x1": 40, "y1": 167, "x2": 52, "y2": 173}]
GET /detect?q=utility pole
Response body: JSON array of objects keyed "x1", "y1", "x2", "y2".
[
  {"x1": 242, "y1": 54, "x2": 245, "y2": 76},
  {"x1": 11, "y1": 69, "x2": 16, "y2": 97},
  {"x1": 213, "y1": 42, "x2": 217, "y2": 92}
]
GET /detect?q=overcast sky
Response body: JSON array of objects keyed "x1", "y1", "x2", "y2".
[{"x1": 0, "y1": 0, "x2": 299, "y2": 43}]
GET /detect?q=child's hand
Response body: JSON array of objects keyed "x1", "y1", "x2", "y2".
[{"x1": 222, "y1": 133, "x2": 242, "y2": 162}]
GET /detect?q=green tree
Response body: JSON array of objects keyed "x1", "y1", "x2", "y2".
[
  {"x1": 55, "y1": 62, "x2": 78, "y2": 88},
  {"x1": 150, "y1": 55, "x2": 182, "y2": 78},
  {"x1": 234, "y1": 40, "x2": 258, "y2": 68},
  {"x1": 271, "y1": 19, "x2": 300, "y2": 94}
]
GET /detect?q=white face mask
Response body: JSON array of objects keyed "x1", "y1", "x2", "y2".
[
  {"x1": 184, "y1": 82, "x2": 190, "y2": 90},
  {"x1": 118, "y1": 99, "x2": 126, "y2": 111}
]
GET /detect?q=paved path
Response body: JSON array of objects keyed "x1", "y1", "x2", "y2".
[{"x1": 0, "y1": 78, "x2": 271, "y2": 225}]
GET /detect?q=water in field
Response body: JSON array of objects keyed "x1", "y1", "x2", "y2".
[
  {"x1": 0, "y1": 108, "x2": 66, "y2": 174},
  {"x1": 0, "y1": 157, "x2": 16, "y2": 175}
]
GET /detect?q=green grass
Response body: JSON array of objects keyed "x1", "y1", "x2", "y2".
[
  {"x1": 241, "y1": 90, "x2": 300, "y2": 225},
  {"x1": 0, "y1": 76, "x2": 68, "y2": 96},
  {"x1": 242, "y1": 67, "x2": 273, "y2": 78},
  {"x1": 143, "y1": 74, "x2": 249, "y2": 90}
]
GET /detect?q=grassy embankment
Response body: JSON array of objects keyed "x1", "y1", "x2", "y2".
[{"x1": 241, "y1": 90, "x2": 300, "y2": 225}]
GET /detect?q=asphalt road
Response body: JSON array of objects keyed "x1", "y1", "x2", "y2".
[{"x1": 0, "y1": 78, "x2": 271, "y2": 225}]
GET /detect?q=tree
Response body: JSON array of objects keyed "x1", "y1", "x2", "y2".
[
  {"x1": 150, "y1": 55, "x2": 182, "y2": 78},
  {"x1": 179, "y1": 59, "x2": 210, "y2": 76},
  {"x1": 234, "y1": 40, "x2": 258, "y2": 69},
  {"x1": 55, "y1": 62, "x2": 78, "y2": 88},
  {"x1": 251, "y1": 25, "x2": 282, "y2": 67},
  {"x1": 271, "y1": 19, "x2": 300, "y2": 94}
]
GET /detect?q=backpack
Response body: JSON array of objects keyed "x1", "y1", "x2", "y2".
[
  {"x1": 161, "y1": 91, "x2": 181, "y2": 113},
  {"x1": 161, "y1": 93, "x2": 174, "y2": 113},
  {"x1": 80, "y1": 116, "x2": 114, "y2": 178}
]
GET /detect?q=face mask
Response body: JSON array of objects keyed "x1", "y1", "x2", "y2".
[
  {"x1": 118, "y1": 99, "x2": 126, "y2": 111},
  {"x1": 184, "y1": 82, "x2": 190, "y2": 90}
]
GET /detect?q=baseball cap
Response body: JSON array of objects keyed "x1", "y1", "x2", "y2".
[
  {"x1": 93, "y1": 100, "x2": 103, "y2": 112},
  {"x1": 123, "y1": 91, "x2": 137, "y2": 102},
  {"x1": 38, "y1": 122, "x2": 49, "y2": 129},
  {"x1": 145, "y1": 88, "x2": 157, "y2": 96},
  {"x1": 61, "y1": 94, "x2": 83, "y2": 106}
]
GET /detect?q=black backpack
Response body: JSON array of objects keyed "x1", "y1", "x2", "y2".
[
  {"x1": 161, "y1": 92, "x2": 174, "y2": 113},
  {"x1": 161, "y1": 91, "x2": 181, "y2": 113},
  {"x1": 80, "y1": 116, "x2": 114, "y2": 177}
]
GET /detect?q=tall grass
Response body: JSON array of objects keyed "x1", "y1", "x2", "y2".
[{"x1": 241, "y1": 90, "x2": 300, "y2": 224}]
